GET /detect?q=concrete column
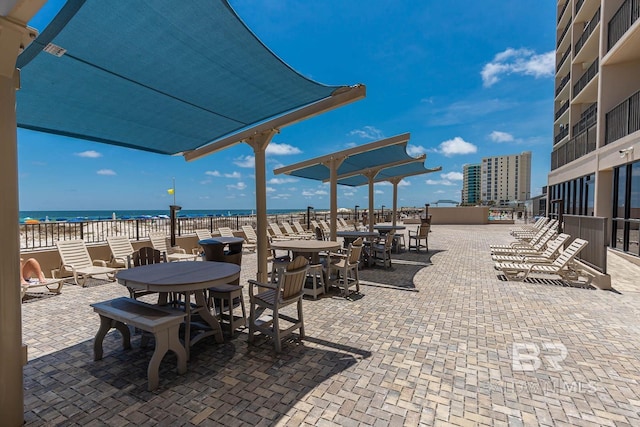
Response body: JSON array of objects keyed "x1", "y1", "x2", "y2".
[
  {"x1": 248, "y1": 130, "x2": 277, "y2": 283},
  {"x1": 0, "y1": 59, "x2": 24, "y2": 427}
]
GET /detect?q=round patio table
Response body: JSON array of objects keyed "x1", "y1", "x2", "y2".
[
  {"x1": 116, "y1": 261, "x2": 240, "y2": 359},
  {"x1": 270, "y1": 239, "x2": 341, "y2": 264}
]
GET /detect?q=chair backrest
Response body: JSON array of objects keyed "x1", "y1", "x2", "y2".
[
  {"x1": 418, "y1": 225, "x2": 429, "y2": 238},
  {"x1": 269, "y1": 223, "x2": 286, "y2": 237},
  {"x1": 148, "y1": 231, "x2": 169, "y2": 253},
  {"x1": 315, "y1": 226, "x2": 325, "y2": 241},
  {"x1": 132, "y1": 246, "x2": 164, "y2": 266},
  {"x1": 56, "y1": 239, "x2": 93, "y2": 269},
  {"x1": 293, "y1": 221, "x2": 307, "y2": 234},
  {"x1": 533, "y1": 217, "x2": 547, "y2": 229},
  {"x1": 282, "y1": 222, "x2": 296, "y2": 235},
  {"x1": 319, "y1": 219, "x2": 330, "y2": 232},
  {"x1": 551, "y1": 238, "x2": 589, "y2": 269},
  {"x1": 384, "y1": 230, "x2": 395, "y2": 250},
  {"x1": 279, "y1": 256, "x2": 309, "y2": 300},
  {"x1": 531, "y1": 228, "x2": 557, "y2": 251},
  {"x1": 218, "y1": 227, "x2": 235, "y2": 238},
  {"x1": 348, "y1": 237, "x2": 363, "y2": 264},
  {"x1": 195, "y1": 229, "x2": 212, "y2": 241},
  {"x1": 107, "y1": 235, "x2": 135, "y2": 261},
  {"x1": 540, "y1": 233, "x2": 570, "y2": 258},
  {"x1": 242, "y1": 225, "x2": 258, "y2": 243},
  {"x1": 338, "y1": 218, "x2": 348, "y2": 228}
]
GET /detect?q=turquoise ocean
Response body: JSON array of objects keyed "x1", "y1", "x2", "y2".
[{"x1": 19, "y1": 209, "x2": 305, "y2": 223}]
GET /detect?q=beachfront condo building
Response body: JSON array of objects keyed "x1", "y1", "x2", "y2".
[
  {"x1": 550, "y1": 0, "x2": 640, "y2": 257},
  {"x1": 462, "y1": 164, "x2": 482, "y2": 205},
  {"x1": 480, "y1": 151, "x2": 532, "y2": 206}
]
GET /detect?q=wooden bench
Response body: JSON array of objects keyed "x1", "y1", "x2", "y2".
[{"x1": 91, "y1": 297, "x2": 187, "y2": 391}]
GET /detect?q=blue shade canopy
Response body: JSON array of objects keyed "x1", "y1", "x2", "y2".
[
  {"x1": 274, "y1": 133, "x2": 441, "y2": 185},
  {"x1": 16, "y1": 0, "x2": 352, "y2": 155}
]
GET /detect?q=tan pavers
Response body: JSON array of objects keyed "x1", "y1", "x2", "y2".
[{"x1": 20, "y1": 224, "x2": 640, "y2": 425}]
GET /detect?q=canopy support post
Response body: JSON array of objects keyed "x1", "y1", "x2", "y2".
[
  {"x1": 326, "y1": 156, "x2": 345, "y2": 240},
  {"x1": 246, "y1": 130, "x2": 278, "y2": 283},
  {"x1": 390, "y1": 178, "x2": 401, "y2": 227},
  {"x1": 365, "y1": 172, "x2": 376, "y2": 232}
]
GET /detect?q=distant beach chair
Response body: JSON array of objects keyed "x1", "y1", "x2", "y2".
[
  {"x1": 491, "y1": 233, "x2": 570, "y2": 262},
  {"x1": 282, "y1": 222, "x2": 312, "y2": 239},
  {"x1": 148, "y1": 232, "x2": 198, "y2": 262},
  {"x1": 217, "y1": 227, "x2": 235, "y2": 238},
  {"x1": 241, "y1": 225, "x2": 258, "y2": 252},
  {"x1": 195, "y1": 229, "x2": 213, "y2": 240},
  {"x1": 55, "y1": 239, "x2": 117, "y2": 286},
  {"x1": 269, "y1": 223, "x2": 292, "y2": 241}
]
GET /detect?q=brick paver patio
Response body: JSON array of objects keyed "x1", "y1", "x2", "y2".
[{"x1": 21, "y1": 224, "x2": 640, "y2": 426}]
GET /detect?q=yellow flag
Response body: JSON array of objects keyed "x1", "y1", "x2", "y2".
[{"x1": 167, "y1": 188, "x2": 174, "y2": 195}]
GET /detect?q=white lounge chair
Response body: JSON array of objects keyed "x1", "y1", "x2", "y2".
[
  {"x1": 107, "y1": 235, "x2": 136, "y2": 268},
  {"x1": 282, "y1": 222, "x2": 312, "y2": 239},
  {"x1": 55, "y1": 239, "x2": 117, "y2": 286},
  {"x1": 495, "y1": 238, "x2": 590, "y2": 283},
  {"x1": 148, "y1": 232, "x2": 198, "y2": 262},
  {"x1": 491, "y1": 227, "x2": 557, "y2": 253},
  {"x1": 492, "y1": 233, "x2": 570, "y2": 263},
  {"x1": 269, "y1": 223, "x2": 292, "y2": 241},
  {"x1": 218, "y1": 227, "x2": 235, "y2": 238}
]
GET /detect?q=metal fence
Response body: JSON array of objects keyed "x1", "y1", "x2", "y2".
[{"x1": 563, "y1": 214, "x2": 608, "y2": 273}]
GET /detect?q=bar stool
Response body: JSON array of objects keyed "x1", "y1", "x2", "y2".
[
  {"x1": 208, "y1": 283, "x2": 246, "y2": 335},
  {"x1": 304, "y1": 263, "x2": 325, "y2": 299}
]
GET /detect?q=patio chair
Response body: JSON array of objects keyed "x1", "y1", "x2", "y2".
[
  {"x1": 328, "y1": 237, "x2": 363, "y2": 297},
  {"x1": 148, "y1": 231, "x2": 198, "y2": 262},
  {"x1": 490, "y1": 227, "x2": 557, "y2": 253},
  {"x1": 128, "y1": 246, "x2": 167, "y2": 299},
  {"x1": 511, "y1": 219, "x2": 558, "y2": 242},
  {"x1": 282, "y1": 222, "x2": 312, "y2": 239},
  {"x1": 314, "y1": 226, "x2": 327, "y2": 241},
  {"x1": 241, "y1": 225, "x2": 258, "y2": 252},
  {"x1": 495, "y1": 238, "x2": 590, "y2": 283},
  {"x1": 338, "y1": 217, "x2": 350, "y2": 231},
  {"x1": 269, "y1": 223, "x2": 292, "y2": 241},
  {"x1": 319, "y1": 219, "x2": 331, "y2": 234},
  {"x1": 195, "y1": 229, "x2": 213, "y2": 240},
  {"x1": 293, "y1": 221, "x2": 314, "y2": 237},
  {"x1": 107, "y1": 235, "x2": 136, "y2": 269},
  {"x1": 218, "y1": 227, "x2": 235, "y2": 238},
  {"x1": 248, "y1": 256, "x2": 309, "y2": 352},
  {"x1": 491, "y1": 233, "x2": 570, "y2": 263},
  {"x1": 371, "y1": 230, "x2": 394, "y2": 269},
  {"x1": 408, "y1": 224, "x2": 429, "y2": 252},
  {"x1": 267, "y1": 237, "x2": 291, "y2": 282},
  {"x1": 54, "y1": 239, "x2": 117, "y2": 287},
  {"x1": 510, "y1": 217, "x2": 546, "y2": 235}
]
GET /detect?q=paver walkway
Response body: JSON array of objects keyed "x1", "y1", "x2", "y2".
[{"x1": 21, "y1": 224, "x2": 640, "y2": 426}]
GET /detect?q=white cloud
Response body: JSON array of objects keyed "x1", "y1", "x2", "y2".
[
  {"x1": 227, "y1": 182, "x2": 247, "y2": 190},
  {"x1": 482, "y1": 48, "x2": 554, "y2": 87},
  {"x1": 349, "y1": 126, "x2": 384, "y2": 140},
  {"x1": 266, "y1": 143, "x2": 302, "y2": 155},
  {"x1": 234, "y1": 155, "x2": 255, "y2": 168},
  {"x1": 302, "y1": 189, "x2": 328, "y2": 197},
  {"x1": 266, "y1": 186, "x2": 276, "y2": 193},
  {"x1": 489, "y1": 131, "x2": 515, "y2": 143},
  {"x1": 426, "y1": 178, "x2": 456, "y2": 186},
  {"x1": 205, "y1": 170, "x2": 221, "y2": 176},
  {"x1": 406, "y1": 144, "x2": 427, "y2": 156},
  {"x1": 375, "y1": 190, "x2": 384, "y2": 194},
  {"x1": 200, "y1": 179, "x2": 212, "y2": 185},
  {"x1": 271, "y1": 193, "x2": 291, "y2": 200},
  {"x1": 268, "y1": 177, "x2": 298, "y2": 184},
  {"x1": 398, "y1": 179, "x2": 411, "y2": 187},
  {"x1": 224, "y1": 171, "x2": 241, "y2": 178},
  {"x1": 76, "y1": 150, "x2": 102, "y2": 158},
  {"x1": 438, "y1": 137, "x2": 477, "y2": 156},
  {"x1": 343, "y1": 191, "x2": 355, "y2": 196},
  {"x1": 441, "y1": 171, "x2": 463, "y2": 181},
  {"x1": 96, "y1": 169, "x2": 116, "y2": 175}
]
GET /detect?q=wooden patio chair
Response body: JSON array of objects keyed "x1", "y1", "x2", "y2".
[
  {"x1": 248, "y1": 256, "x2": 309, "y2": 352},
  {"x1": 328, "y1": 237, "x2": 363, "y2": 297},
  {"x1": 371, "y1": 230, "x2": 394, "y2": 269},
  {"x1": 408, "y1": 224, "x2": 429, "y2": 252}
]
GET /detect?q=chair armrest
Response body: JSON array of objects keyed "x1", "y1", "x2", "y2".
[
  {"x1": 248, "y1": 279, "x2": 277, "y2": 297},
  {"x1": 93, "y1": 259, "x2": 108, "y2": 267},
  {"x1": 168, "y1": 246, "x2": 186, "y2": 254}
]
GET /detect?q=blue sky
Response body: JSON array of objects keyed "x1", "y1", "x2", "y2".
[{"x1": 18, "y1": 0, "x2": 556, "y2": 211}]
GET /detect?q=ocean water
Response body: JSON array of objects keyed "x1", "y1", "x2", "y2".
[{"x1": 19, "y1": 209, "x2": 305, "y2": 223}]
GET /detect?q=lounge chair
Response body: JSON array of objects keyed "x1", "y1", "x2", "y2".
[
  {"x1": 495, "y1": 238, "x2": 590, "y2": 283},
  {"x1": 107, "y1": 235, "x2": 136, "y2": 268},
  {"x1": 241, "y1": 225, "x2": 259, "y2": 252},
  {"x1": 510, "y1": 217, "x2": 546, "y2": 235},
  {"x1": 269, "y1": 223, "x2": 292, "y2": 241},
  {"x1": 55, "y1": 239, "x2": 117, "y2": 286},
  {"x1": 319, "y1": 219, "x2": 331, "y2": 234},
  {"x1": 218, "y1": 227, "x2": 235, "y2": 238},
  {"x1": 148, "y1": 232, "x2": 199, "y2": 262},
  {"x1": 490, "y1": 227, "x2": 557, "y2": 253},
  {"x1": 195, "y1": 229, "x2": 213, "y2": 240},
  {"x1": 491, "y1": 233, "x2": 570, "y2": 263},
  {"x1": 511, "y1": 219, "x2": 558, "y2": 242},
  {"x1": 282, "y1": 222, "x2": 312, "y2": 239},
  {"x1": 21, "y1": 278, "x2": 65, "y2": 300},
  {"x1": 328, "y1": 237, "x2": 363, "y2": 297},
  {"x1": 248, "y1": 256, "x2": 309, "y2": 352},
  {"x1": 293, "y1": 221, "x2": 313, "y2": 237}
]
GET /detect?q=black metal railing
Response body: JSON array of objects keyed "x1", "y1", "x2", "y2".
[
  {"x1": 573, "y1": 103, "x2": 597, "y2": 135},
  {"x1": 563, "y1": 215, "x2": 608, "y2": 273},
  {"x1": 558, "y1": 1, "x2": 569, "y2": 24},
  {"x1": 555, "y1": 73, "x2": 570, "y2": 97},
  {"x1": 556, "y1": 47, "x2": 571, "y2": 73},
  {"x1": 605, "y1": 90, "x2": 640, "y2": 144},
  {"x1": 555, "y1": 101, "x2": 570, "y2": 121},
  {"x1": 575, "y1": 8, "x2": 600, "y2": 55},
  {"x1": 554, "y1": 126, "x2": 569, "y2": 144},
  {"x1": 608, "y1": 0, "x2": 640, "y2": 51},
  {"x1": 551, "y1": 123, "x2": 597, "y2": 170},
  {"x1": 575, "y1": 0, "x2": 586, "y2": 15},
  {"x1": 572, "y1": 59, "x2": 599, "y2": 100},
  {"x1": 557, "y1": 20, "x2": 572, "y2": 48}
]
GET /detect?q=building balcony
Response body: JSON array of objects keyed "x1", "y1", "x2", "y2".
[
  {"x1": 605, "y1": 90, "x2": 640, "y2": 145},
  {"x1": 604, "y1": 0, "x2": 640, "y2": 64},
  {"x1": 555, "y1": 73, "x2": 571, "y2": 98},
  {"x1": 608, "y1": 0, "x2": 640, "y2": 52},
  {"x1": 554, "y1": 126, "x2": 569, "y2": 144},
  {"x1": 557, "y1": 20, "x2": 572, "y2": 49},
  {"x1": 572, "y1": 59, "x2": 598, "y2": 101},
  {"x1": 575, "y1": 8, "x2": 600, "y2": 57},
  {"x1": 558, "y1": 1, "x2": 570, "y2": 26},
  {"x1": 551, "y1": 123, "x2": 597, "y2": 170},
  {"x1": 555, "y1": 101, "x2": 570, "y2": 121},
  {"x1": 556, "y1": 47, "x2": 571, "y2": 73}
]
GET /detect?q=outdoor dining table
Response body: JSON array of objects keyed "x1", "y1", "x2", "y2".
[
  {"x1": 115, "y1": 261, "x2": 240, "y2": 359},
  {"x1": 373, "y1": 225, "x2": 407, "y2": 253},
  {"x1": 336, "y1": 231, "x2": 380, "y2": 267},
  {"x1": 270, "y1": 239, "x2": 341, "y2": 264}
]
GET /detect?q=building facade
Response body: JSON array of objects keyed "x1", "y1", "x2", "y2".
[
  {"x1": 480, "y1": 151, "x2": 532, "y2": 206},
  {"x1": 550, "y1": 0, "x2": 640, "y2": 257},
  {"x1": 462, "y1": 164, "x2": 481, "y2": 205}
]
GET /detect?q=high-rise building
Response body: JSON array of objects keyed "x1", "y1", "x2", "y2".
[
  {"x1": 480, "y1": 151, "x2": 532, "y2": 206},
  {"x1": 462, "y1": 164, "x2": 481, "y2": 205},
  {"x1": 550, "y1": 0, "x2": 640, "y2": 257}
]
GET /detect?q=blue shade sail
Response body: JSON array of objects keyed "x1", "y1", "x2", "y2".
[
  {"x1": 16, "y1": 0, "x2": 343, "y2": 155},
  {"x1": 337, "y1": 161, "x2": 442, "y2": 187}
]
